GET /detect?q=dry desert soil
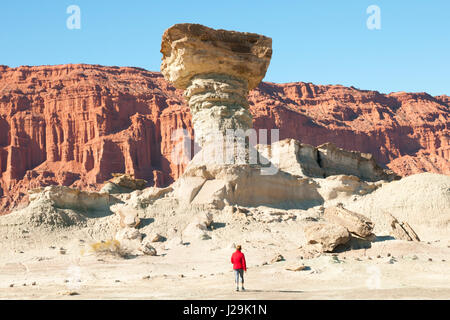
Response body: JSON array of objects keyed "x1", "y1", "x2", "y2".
[{"x1": 1, "y1": 215, "x2": 449, "y2": 300}]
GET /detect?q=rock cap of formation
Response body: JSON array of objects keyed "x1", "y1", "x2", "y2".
[{"x1": 160, "y1": 23, "x2": 272, "y2": 90}]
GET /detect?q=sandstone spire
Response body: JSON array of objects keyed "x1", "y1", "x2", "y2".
[{"x1": 160, "y1": 23, "x2": 272, "y2": 148}]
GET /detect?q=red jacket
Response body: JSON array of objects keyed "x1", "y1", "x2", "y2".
[{"x1": 231, "y1": 250, "x2": 247, "y2": 271}]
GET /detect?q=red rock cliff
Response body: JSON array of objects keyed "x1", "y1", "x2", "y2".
[{"x1": 0, "y1": 64, "x2": 448, "y2": 212}]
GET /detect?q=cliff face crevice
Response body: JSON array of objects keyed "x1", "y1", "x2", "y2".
[{"x1": 0, "y1": 64, "x2": 448, "y2": 212}]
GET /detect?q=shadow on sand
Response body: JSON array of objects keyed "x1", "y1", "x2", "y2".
[
  {"x1": 240, "y1": 289, "x2": 303, "y2": 293},
  {"x1": 211, "y1": 222, "x2": 226, "y2": 230},
  {"x1": 373, "y1": 235, "x2": 396, "y2": 242},
  {"x1": 139, "y1": 217, "x2": 155, "y2": 228}
]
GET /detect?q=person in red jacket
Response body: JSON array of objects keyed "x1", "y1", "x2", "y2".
[{"x1": 231, "y1": 245, "x2": 247, "y2": 291}]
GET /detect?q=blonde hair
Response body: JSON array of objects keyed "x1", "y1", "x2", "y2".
[{"x1": 236, "y1": 245, "x2": 242, "y2": 251}]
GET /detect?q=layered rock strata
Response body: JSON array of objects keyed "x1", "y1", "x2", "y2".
[
  {"x1": 160, "y1": 23, "x2": 272, "y2": 150},
  {"x1": 256, "y1": 139, "x2": 398, "y2": 181},
  {"x1": 0, "y1": 64, "x2": 447, "y2": 211}
]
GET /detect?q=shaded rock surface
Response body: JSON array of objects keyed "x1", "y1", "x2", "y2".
[
  {"x1": 173, "y1": 162, "x2": 324, "y2": 209},
  {"x1": 170, "y1": 137, "x2": 395, "y2": 210},
  {"x1": 304, "y1": 222, "x2": 351, "y2": 252},
  {"x1": 110, "y1": 204, "x2": 141, "y2": 228},
  {"x1": 160, "y1": 23, "x2": 272, "y2": 91},
  {"x1": 385, "y1": 213, "x2": 421, "y2": 242},
  {"x1": 323, "y1": 205, "x2": 375, "y2": 238},
  {"x1": 344, "y1": 173, "x2": 450, "y2": 238},
  {"x1": 257, "y1": 139, "x2": 399, "y2": 182},
  {"x1": 28, "y1": 185, "x2": 117, "y2": 213},
  {"x1": 101, "y1": 173, "x2": 147, "y2": 194}
]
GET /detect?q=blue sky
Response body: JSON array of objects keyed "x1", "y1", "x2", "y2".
[{"x1": 1, "y1": 0, "x2": 449, "y2": 95}]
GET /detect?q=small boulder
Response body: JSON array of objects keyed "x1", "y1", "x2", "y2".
[
  {"x1": 271, "y1": 254, "x2": 285, "y2": 263},
  {"x1": 115, "y1": 227, "x2": 142, "y2": 241},
  {"x1": 323, "y1": 205, "x2": 374, "y2": 238},
  {"x1": 147, "y1": 232, "x2": 164, "y2": 243},
  {"x1": 139, "y1": 240, "x2": 157, "y2": 256},
  {"x1": 183, "y1": 222, "x2": 208, "y2": 239},
  {"x1": 304, "y1": 222, "x2": 351, "y2": 252},
  {"x1": 385, "y1": 257, "x2": 397, "y2": 264},
  {"x1": 112, "y1": 228, "x2": 144, "y2": 256},
  {"x1": 286, "y1": 265, "x2": 307, "y2": 271},
  {"x1": 120, "y1": 211, "x2": 140, "y2": 228},
  {"x1": 182, "y1": 212, "x2": 214, "y2": 240},
  {"x1": 385, "y1": 213, "x2": 420, "y2": 241},
  {"x1": 165, "y1": 236, "x2": 184, "y2": 249},
  {"x1": 192, "y1": 212, "x2": 214, "y2": 230},
  {"x1": 107, "y1": 173, "x2": 147, "y2": 192},
  {"x1": 111, "y1": 204, "x2": 141, "y2": 228},
  {"x1": 200, "y1": 233, "x2": 212, "y2": 240}
]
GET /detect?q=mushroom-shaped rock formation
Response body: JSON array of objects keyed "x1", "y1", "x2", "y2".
[
  {"x1": 160, "y1": 24, "x2": 325, "y2": 209},
  {"x1": 159, "y1": 24, "x2": 393, "y2": 210},
  {"x1": 161, "y1": 23, "x2": 272, "y2": 148}
]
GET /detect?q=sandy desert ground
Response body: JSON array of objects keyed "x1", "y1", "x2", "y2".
[{"x1": 1, "y1": 206, "x2": 449, "y2": 300}]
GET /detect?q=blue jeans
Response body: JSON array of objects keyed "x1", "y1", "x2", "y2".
[{"x1": 234, "y1": 269, "x2": 244, "y2": 285}]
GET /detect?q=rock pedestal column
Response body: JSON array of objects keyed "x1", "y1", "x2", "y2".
[
  {"x1": 184, "y1": 73, "x2": 252, "y2": 147},
  {"x1": 160, "y1": 24, "x2": 272, "y2": 159}
]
